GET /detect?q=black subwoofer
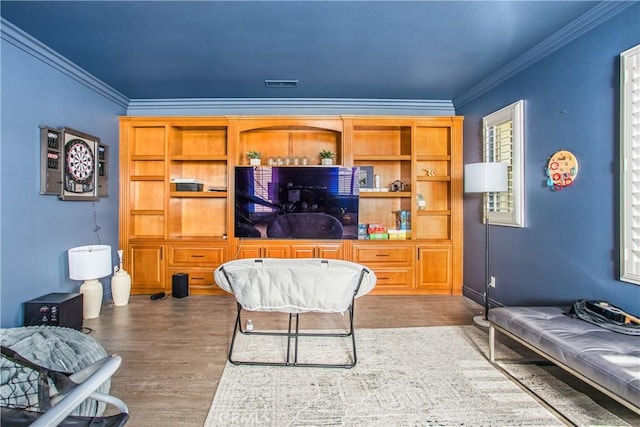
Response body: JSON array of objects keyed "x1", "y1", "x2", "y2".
[
  {"x1": 24, "y1": 293, "x2": 83, "y2": 330},
  {"x1": 172, "y1": 273, "x2": 189, "y2": 298}
]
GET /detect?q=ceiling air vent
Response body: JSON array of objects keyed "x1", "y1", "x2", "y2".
[{"x1": 264, "y1": 79, "x2": 299, "y2": 88}]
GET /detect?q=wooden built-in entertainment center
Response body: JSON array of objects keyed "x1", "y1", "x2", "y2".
[{"x1": 118, "y1": 116, "x2": 463, "y2": 296}]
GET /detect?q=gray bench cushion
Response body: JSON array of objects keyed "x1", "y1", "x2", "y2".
[{"x1": 489, "y1": 306, "x2": 640, "y2": 408}]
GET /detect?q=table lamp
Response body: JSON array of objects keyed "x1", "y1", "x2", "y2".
[
  {"x1": 68, "y1": 245, "x2": 112, "y2": 319},
  {"x1": 464, "y1": 162, "x2": 508, "y2": 327}
]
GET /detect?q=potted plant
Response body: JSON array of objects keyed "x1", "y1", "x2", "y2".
[
  {"x1": 319, "y1": 149, "x2": 335, "y2": 165},
  {"x1": 247, "y1": 150, "x2": 262, "y2": 165}
]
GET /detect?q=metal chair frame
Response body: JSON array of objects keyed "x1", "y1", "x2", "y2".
[
  {"x1": 220, "y1": 262, "x2": 369, "y2": 369},
  {"x1": 0, "y1": 346, "x2": 129, "y2": 427}
]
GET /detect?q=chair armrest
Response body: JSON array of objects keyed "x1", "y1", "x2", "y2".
[{"x1": 31, "y1": 355, "x2": 128, "y2": 427}]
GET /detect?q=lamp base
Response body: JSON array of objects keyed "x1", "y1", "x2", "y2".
[
  {"x1": 472, "y1": 315, "x2": 490, "y2": 328},
  {"x1": 79, "y1": 279, "x2": 103, "y2": 319}
]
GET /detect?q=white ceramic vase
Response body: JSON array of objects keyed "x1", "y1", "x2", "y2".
[
  {"x1": 249, "y1": 158, "x2": 261, "y2": 165},
  {"x1": 321, "y1": 158, "x2": 333, "y2": 165},
  {"x1": 111, "y1": 250, "x2": 132, "y2": 306},
  {"x1": 111, "y1": 267, "x2": 132, "y2": 306}
]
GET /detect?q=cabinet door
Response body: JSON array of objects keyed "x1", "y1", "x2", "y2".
[
  {"x1": 263, "y1": 244, "x2": 290, "y2": 258},
  {"x1": 416, "y1": 245, "x2": 452, "y2": 292},
  {"x1": 290, "y1": 243, "x2": 343, "y2": 259},
  {"x1": 291, "y1": 245, "x2": 315, "y2": 258},
  {"x1": 236, "y1": 243, "x2": 291, "y2": 259},
  {"x1": 129, "y1": 244, "x2": 165, "y2": 292},
  {"x1": 236, "y1": 246, "x2": 263, "y2": 259},
  {"x1": 316, "y1": 243, "x2": 344, "y2": 259}
]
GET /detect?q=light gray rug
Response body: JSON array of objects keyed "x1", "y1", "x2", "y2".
[{"x1": 205, "y1": 326, "x2": 630, "y2": 426}]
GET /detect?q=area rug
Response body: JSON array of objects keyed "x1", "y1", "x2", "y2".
[{"x1": 205, "y1": 326, "x2": 630, "y2": 426}]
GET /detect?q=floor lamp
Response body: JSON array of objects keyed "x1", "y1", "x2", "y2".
[{"x1": 464, "y1": 162, "x2": 508, "y2": 327}]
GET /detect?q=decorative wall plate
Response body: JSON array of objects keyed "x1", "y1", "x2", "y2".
[{"x1": 546, "y1": 149, "x2": 578, "y2": 191}]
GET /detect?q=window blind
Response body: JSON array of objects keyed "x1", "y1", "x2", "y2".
[
  {"x1": 621, "y1": 44, "x2": 640, "y2": 284},
  {"x1": 486, "y1": 120, "x2": 514, "y2": 214},
  {"x1": 482, "y1": 99, "x2": 524, "y2": 227}
]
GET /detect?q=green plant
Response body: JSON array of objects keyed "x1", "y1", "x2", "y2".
[
  {"x1": 319, "y1": 149, "x2": 335, "y2": 159},
  {"x1": 246, "y1": 150, "x2": 261, "y2": 159}
]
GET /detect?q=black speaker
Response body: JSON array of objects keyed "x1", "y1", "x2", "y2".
[
  {"x1": 172, "y1": 273, "x2": 189, "y2": 298},
  {"x1": 24, "y1": 293, "x2": 83, "y2": 330}
]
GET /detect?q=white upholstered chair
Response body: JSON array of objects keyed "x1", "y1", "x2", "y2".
[{"x1": 214, "y1": 258, "x2": 376, "y2": 368}]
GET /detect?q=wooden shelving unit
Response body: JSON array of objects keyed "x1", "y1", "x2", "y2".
[{"x1": 119, "y1": 115, "x2": 463, "y2": 296}]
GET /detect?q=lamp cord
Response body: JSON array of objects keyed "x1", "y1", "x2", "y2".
[{"x1": 92, "y1": 201, "x2": 102, "y2": 244}]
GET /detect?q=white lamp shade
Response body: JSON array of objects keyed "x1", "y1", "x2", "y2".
[
  {"x1": 464, "y1": 162, "x2": 508, "y2": 193},
  {"x1": 68, "y1": 245, "x2": 112, "y2": 280}
]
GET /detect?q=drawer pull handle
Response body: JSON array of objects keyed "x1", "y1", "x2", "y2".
[
  {"x1": 191, "y1": 255, "x2": 205, "y2": 258},
  {"x1": 192, "y1": 277, "x2": 205, "y2": 280},
  {"x1": 376, "y1": 254, "x2": 390, "y2": 257},
  {"x1": 378, "y1": 277, "x2": 390, "y2": 280}
]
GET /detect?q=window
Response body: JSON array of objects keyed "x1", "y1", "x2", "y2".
[
  {"x1": 482, "y1": 100, "x2": 525, "y2": 227},
  {"x1": 620, "y1": 43, "x2": 640, "y2": 285}
]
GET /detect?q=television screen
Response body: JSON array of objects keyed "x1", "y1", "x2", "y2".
[{"x1": 235, "y1": 166, "x2": 359, "y2": 239}]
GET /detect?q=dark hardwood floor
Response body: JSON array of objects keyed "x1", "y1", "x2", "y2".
[{"x1": 85, "y1": 294, "x2": 638, "y2": 427}]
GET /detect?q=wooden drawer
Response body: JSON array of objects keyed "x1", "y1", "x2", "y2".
[
  {"x1": 352, "y1": 245, "x2": 412, "y2": 264},
  {"x1": 370, "y1": 268, "x2": 413, "y2": 291},
  {"x1": 169, "y1": 246, "x2": 227, "y2": 266},
  {"x1": 169, "y1": 268, "x2": 224, "y2": 295}
]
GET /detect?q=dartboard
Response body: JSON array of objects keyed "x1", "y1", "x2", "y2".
[{"x1": 65, "y1": 139, "x2": 95, "y2": 184}]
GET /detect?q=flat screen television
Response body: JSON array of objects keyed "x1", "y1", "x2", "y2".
[{"x1": 235, "y1": 166, "x2": 359, "y2": 239}]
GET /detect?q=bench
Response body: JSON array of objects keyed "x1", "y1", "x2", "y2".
[{"x1": 488, "y1": 306, "x2": 640, "y2": 415}]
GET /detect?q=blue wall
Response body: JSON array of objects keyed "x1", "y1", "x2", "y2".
[
  {"x1": 0, "y1": 36, "x2": 126, "y2": 327},
  {"x1": 459, "y1": 3, "x2": 640, "y2": 314},
  {"x1": 2, "y1": 4, "x2": 638, "y2": 327}
]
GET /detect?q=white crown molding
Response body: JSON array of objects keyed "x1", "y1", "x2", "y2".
[
  {"x1": 126, "y1": 98, "x2": 455, "y2": 116},
  {"x1": 453, "y1": 1, "x2": 636, "y2": 109},
  {"x1": 1, "y1": 18, "x2": 129, "y2": 108}
]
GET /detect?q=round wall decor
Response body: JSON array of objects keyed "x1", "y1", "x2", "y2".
[{"x1": 546, "y1": 149, "x2": 578, "y2": 191}]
